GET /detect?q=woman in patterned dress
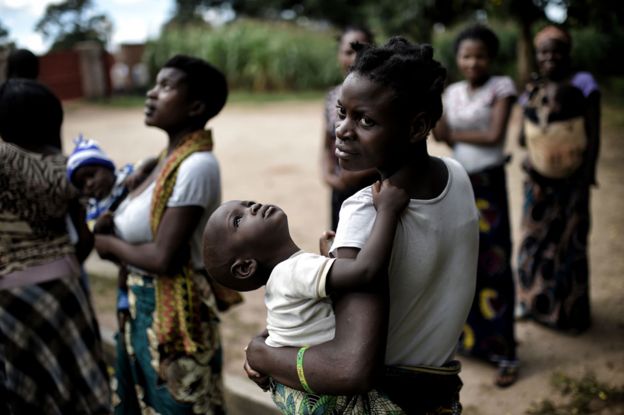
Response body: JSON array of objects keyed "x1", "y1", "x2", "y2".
[
  {"x1": 516, "y1": 25, "x2": 600, "y2": 333},
  {"x1": 94, "y1": 55, "x2": 230, "y2": 415},
  {"x1": 0, "y1": 79, "x2": 111, "y2": 414},
  {"x1": 433, "y1": 24, "x2": 519, "y2": 387}
]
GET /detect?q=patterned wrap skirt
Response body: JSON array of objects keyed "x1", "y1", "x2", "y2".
[
  {"x1": 270, "y1": 361, "x2": 464, "y2": 415},
  {"x1": 270, "y1": 383, "x2": 404, "y2": 415},
  {"x1": 517, "y1": 165, "x2": 591, "y2": 332},
  {"x1": 113, "y1": 273, "x2": 225, "y2": 415},
  {"x1": 0, "y1": 273, "x2": 112, "y2": 414},
  {"x1": 459, "y1": 163, "x2": 517, "y2": 362}
]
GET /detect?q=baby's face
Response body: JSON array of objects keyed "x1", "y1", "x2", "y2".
[
  {"x1": 203, "y1": 200, "x2": 291, "y2": 291},
  {"x1": 73, "y1": 165, "x2": 115, "y2": 199},
  {"x1": 210, "y1": 200, "x2": 289, "y2": 252}
]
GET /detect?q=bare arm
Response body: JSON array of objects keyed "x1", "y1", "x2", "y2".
[
  {"x1": 246, "y1": 246, "x2": 388, "y2": 394},
  {"x1": 124, "y1": 157, "x2": 159, "y2": 192},
  {"x1": 321, "y1": 129, "x2": 343, "y2": 189},
  {"x1": 432, "y1": 116, "x2": 452, "y2": 146},
  {"x1": 447, "y1": 96, "x2": 516, "y2": 146},
  {"x1": 583, "y1": 90, "x2": 601, "y2": 185},
  {"x1": 68, "y1": 199, "x2": 93, "y2": 263},
  {"x1": 326, "y1": 180, "x2": 408, "y2": 293},
  {"x1": 94, "y1": 205, "x2": 203, "y2": 275}
]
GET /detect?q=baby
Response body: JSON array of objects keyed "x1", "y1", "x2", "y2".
[
  {"x1": 67, "y1": 135, "x2": 157, "y2": 229},
  {"x1": 524, "y1": 83, "x2": 587, "y2": 179},
  {"x1": 203, "y1": 179, "x2": 408, "y2": 413},
  {"x1": 66, "y1": 135, "x2": 156, "y2": 322}
]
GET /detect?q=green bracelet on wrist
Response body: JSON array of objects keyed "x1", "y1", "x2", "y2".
[{"x1": 296, "y1": 346, "x2": 315, "y2": 394}]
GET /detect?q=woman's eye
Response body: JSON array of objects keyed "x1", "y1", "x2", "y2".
[
  {"x1": 336, "y1": 105, "x2": 346, "y2": 119},
  {"x1": 233, "y1": 216, "x2": 241, "y2": 228},
  {"x1": 360, "y1": 117, "x2": 375, "y2": 127}
]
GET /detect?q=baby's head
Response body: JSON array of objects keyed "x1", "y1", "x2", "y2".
[
  {"x1": 337, "y1": 25, "x2": 375, "y2": 74},
  {"x1": 548, "y1": 84, "x2": 586, "y2": 121},
  {"x1": 203, "y1": 200, "x2": 294, "y2": 292},
  {"x1": 67, "y1": 137, "x2": 116, "y2": 199}
]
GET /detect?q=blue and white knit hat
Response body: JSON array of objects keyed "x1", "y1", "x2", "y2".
[{"x1": 67, "y1": 134, "x2": 115, "y2": 183}]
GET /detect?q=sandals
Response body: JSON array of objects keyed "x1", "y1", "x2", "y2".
[{"x1": 495, "y1": 360, "x2": 519, "y2": 388}]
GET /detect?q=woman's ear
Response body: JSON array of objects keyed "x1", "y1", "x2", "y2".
[
  {"x1": 230, "y1": 258, "x2": 257, "y2": 280},
  {"x1": 188, "y1": 100, "x2": 206, "y2": 118},
  {"x1": 409, "y1": 112, "x2": 432, "y2": 144}
]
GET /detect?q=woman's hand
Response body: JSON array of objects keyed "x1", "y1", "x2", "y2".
[
  {"x1": 94, "y1": 234, "x2": 121, "y2": 264},
  {"x1": 319, "y1": 230, "x2": 336, "y2": 257},
  {"x1": 93, "y1": 212, "x2": 115, "y2": 235},
  {"x1": 245, "y1": 331, "x2": 271, "y2": 392}
]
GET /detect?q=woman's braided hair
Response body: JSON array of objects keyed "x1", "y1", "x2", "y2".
[{"x1": 350, "y1": 36, "x2": 447, "y2": 127}]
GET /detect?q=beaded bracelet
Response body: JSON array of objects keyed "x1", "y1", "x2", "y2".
[{"x1": 296, "y1": 346, "x2": 315, "y2": 394}]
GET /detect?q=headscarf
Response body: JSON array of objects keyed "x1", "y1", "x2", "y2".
[
  {"x1": 534, "y1": 25, "x2": 572, "y2": 49},
  {"x1": 67, "y1": 135, "x2": 115, "y2": 183}
]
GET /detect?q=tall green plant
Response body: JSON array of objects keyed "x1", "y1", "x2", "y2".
[{"x1": 144, "y1": 20, "x2": 342, "y2": 91}]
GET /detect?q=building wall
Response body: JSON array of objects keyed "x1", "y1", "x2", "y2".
[
  {"x1": 39, "y1": 50, "x2": 83, "y2": 100},
  {"x1": 1, "y1": 44, "x2": 113, "y2": 101}
]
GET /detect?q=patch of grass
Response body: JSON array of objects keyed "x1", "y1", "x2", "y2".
[
  {"x1": 228, "y1": 90, "x2": 325, "y2": 104},
  {"x1": 527, "y1": 372, "x2": 624, "y2": 414},
  {"x1": 603, "y1": 93, "x2": 624, "y2": 132},
  {"x1": 86, "y1": 94, "x2": 146, "y2": 108}
]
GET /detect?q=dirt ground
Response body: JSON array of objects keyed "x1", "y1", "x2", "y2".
[{"x1": 62, "y1": 98, "x2": 624, "y2": 415}]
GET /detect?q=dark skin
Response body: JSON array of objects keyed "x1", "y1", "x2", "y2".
[
  {"x1": 433, "y1": 35, "x2": 519, "y2": 388},
  {"x1": 521, "y1": 38, "x2": 600, "y2": 185},
  {"x1": 94, "y1": 67, "x2": 209, "y2": 276},
  {"x1": 73, "y1": 157, "x2": 158, "y2": 201},
  {"x1": 433, "y1": 38, "x2": 515, "y2": 147},
  {"x1": 322, "y1": 29, "x2": 378, "y2": 194},
  {"x1": 204, "y1": 182, "x2": 407, "y2": 295},
  {"x1": 245, "y1": 73, "x2": 449, "y2": 394}
]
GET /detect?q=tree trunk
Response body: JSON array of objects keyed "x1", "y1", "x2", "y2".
[{"x1": 516, "y1": 18, "x2": 535, "y2": 88}]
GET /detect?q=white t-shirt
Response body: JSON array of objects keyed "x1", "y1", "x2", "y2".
[
  {"x1": 330, "y1": 157, "x2": 479, "y2": 367},
  {"x1": 443, "y1": 76, "x2": 517, "y2": 173},
  {"x1": 265, "y1": 251, "x2": 336, "y2": 348},
  {"x1": 113, "y1": 151, "x2": 221, "y2": 270}
]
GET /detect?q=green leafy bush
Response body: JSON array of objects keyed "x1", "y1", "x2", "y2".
[
  {"x1": 144, "y1": 19, "x2": 342, "y2": 91},
  {"x1": 528, "y1": 372, "x2": 624, "y2": 414},
  {"x1": 432, "y1": 20, "x2": 519, "y2": 85}
]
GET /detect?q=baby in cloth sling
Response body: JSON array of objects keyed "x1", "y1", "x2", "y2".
[{"x1": 523, "y1": 81, "x2": 587, "y2": 179}]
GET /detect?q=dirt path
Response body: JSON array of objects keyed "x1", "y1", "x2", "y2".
[{"x1": 63, "y1": 99, "x2": 624, "y2": 415}]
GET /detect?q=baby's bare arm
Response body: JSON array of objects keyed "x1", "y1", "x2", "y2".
[{"x1": 325, "y1": 179, "x2": 409, "y2": 293}]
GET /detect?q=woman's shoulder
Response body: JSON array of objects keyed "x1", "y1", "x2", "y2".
[
  {"x1": 440, "y1": 157, "x2": 472, "y2": 192},
  {"x1": 570, "y1": 72, "x2": 599, "y2": 97},
  {"x1": 178, "y1": 151, "x2": 219, "y2": 172},
  {"x1": 444, "y1": 80, "x2": 467, "y2": 95},
  {"x1": 488, "y1": 76, "x2": 517, "y2": 97},
  {"x1": 339, "y1": 185, "x2": 375, "y2": 217}
]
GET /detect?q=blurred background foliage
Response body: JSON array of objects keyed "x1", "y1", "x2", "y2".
[
  {"x1": 3, "y1": 0, "x2": 622, "y2": 94},
  {"x1": 144, "y1": 19, "x2": 342, "y2": 91},
  {"x1": 143, "y1": 15, "x2": 624, "y2": 94},
  {"x1": 143, "y1": 0, "x2": 624, "y2": 93}
]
